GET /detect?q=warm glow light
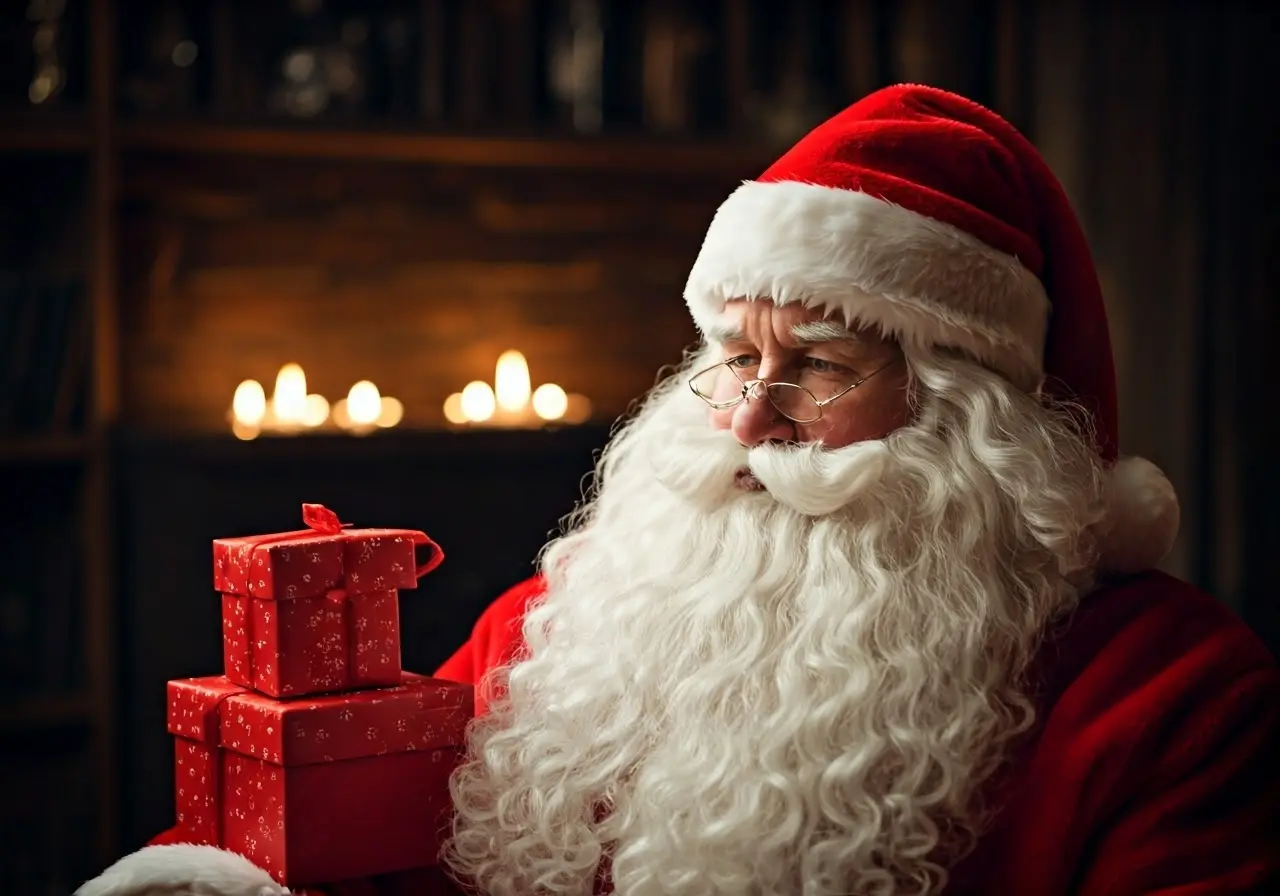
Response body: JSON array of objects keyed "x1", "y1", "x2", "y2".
[
  {"x1": 460, "y1": 381, "x2": 496, "y2": 422},
  {"x1": 231, "y1": 419, "x2": 260, "y2": 441},
  {"x1": 532, "y1": 383, "x2": 568, "y2": 420},
  {"x1": 232, "y1": 380, "x2": 267, "y2": 426},
  {"x1": 331, "y1": 398, "x2": 351, "y2": 429},
  {"x1": 443, "y1": 393, "x2": 467, "y2": 424},
  {"x1": 272, "y1": 363, "x2": 308, "y2": 424},
  {"x1": 564, "y1": 393, "x2": 593, "y2": 424},
  {"x1": 442, "y1": 350, "x2": 589, "y2": 429},
  {"x1": 494, "y1": 350, "x2": 532, "y2": 412},
  {"x1": 347, "y1": 380, "x2": 382, "y2": 426},
  {"x1": 302, "y1": 393, "x2": 330, "y2": 427},
  {"x1": 376, "y1": 396, "x2": 404, "y2": 428}
]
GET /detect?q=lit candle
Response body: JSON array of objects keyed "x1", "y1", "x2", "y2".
[
  {"x1": 272, "y1": 363, "x2": 308, "y2": 426},
  {"x1": 233, "y1": 380, "x2": 267, "y2": 427},
  {"x1": 443, "y1": 349, "x2": 591, "y2": 428},
  {"x1": 460, "y1": 381, "x2": 497, "y2": 422},
  {"x1": 494, "y1": 350, "x2": 532, "y2": 413},
  {"x1": 347, "y1": 380, "x2": 383, "y2": 427},
  {"x1": 532, "y1": 383, "x2": 568, "y2": 421}
]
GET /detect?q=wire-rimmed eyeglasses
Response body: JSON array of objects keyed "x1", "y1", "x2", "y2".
[{"x1": 688, "y1": 357, "x2": 897, "y2": 424}]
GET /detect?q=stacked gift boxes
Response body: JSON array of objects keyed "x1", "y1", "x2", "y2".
[{"x1": 165, "y1": 504, "x2": 473, "y2": 889}]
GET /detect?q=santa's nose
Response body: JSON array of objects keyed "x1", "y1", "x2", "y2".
[{"x1": 730, "y1": 382, "x2": 795, "y2": 447}]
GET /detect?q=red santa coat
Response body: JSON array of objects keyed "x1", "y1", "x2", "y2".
[{"x1": 151, "y1": 571, "x2": 1279, "y2": 894}]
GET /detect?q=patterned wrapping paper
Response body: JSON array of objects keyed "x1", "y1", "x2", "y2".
[
  {"x1": 167, "y1": 672, "x2": 474, "y2": 886},
  {"x1": 212, "y1": 505, "x2": 444, "y2": 602},
  {"x1": 222, "y1": 588, "x2": 402, "y2": 698},
  {"x1": 212, "y1": 504, "x2": 444, "y2": 698}
]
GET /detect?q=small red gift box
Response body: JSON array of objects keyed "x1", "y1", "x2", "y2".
[
  {"x1": 222, "y1": 588, "x2": 402, "y2": 697},
  {"x1": 167, "y1": 672, "x2": 474, "y2": 888},
  {"x1": 214, "y1": 504, "x2": 444, "y2": 698}
]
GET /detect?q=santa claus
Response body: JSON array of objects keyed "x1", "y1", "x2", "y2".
[{"x1": 78, "y1": 85, "x2": 1277, "y2": 896}]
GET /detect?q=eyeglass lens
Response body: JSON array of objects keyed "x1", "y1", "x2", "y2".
[{"x1": 690, "y1": 366, "x2": 821, "y2": 422}]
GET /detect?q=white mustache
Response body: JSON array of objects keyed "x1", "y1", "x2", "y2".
[
  {"x1": 749, "y1": 439, "x2": 893, "y2": 516},
  {"x1": 647, "y1": 423, "x2": 893, "y2": 518}
]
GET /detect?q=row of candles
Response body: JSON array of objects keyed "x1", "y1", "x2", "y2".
[{"x1": 229, "y1": 350, "x2": 591, "y2": 439}]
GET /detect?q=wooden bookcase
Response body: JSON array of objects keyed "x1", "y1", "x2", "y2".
[{"x1": 0, "y1": 0, "x2": 118, "y2": 889}]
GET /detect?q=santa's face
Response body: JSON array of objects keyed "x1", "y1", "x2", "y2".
[
  {"x1": 699, "y1": 300, "x2": 915, "y2": 453},
  {"x1": 446, "y1": 332, "x2": 1108, "y2": 896}
]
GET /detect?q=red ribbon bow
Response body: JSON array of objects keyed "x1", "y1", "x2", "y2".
[
  {"x1": 302, "y1": 502, "x2": 350, "y2": 535},
  {"x1": 298, "y1": 503, "x2": 443, "y2": 579}
]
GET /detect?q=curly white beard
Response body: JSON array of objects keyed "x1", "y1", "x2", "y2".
[{"x1": 445, "y1": 347, "x2": 1110, "y2": 896}]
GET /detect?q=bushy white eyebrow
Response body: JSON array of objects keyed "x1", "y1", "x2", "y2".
[
  {"x1": 705, "y1": 323, "x2": 747, "y2": 343},
  {"x1": 705, "y1": 319, "x2": 863, "y2": 347},
  {"x1": 790, "y1": 320, "x2": 859, "y2": 345}
]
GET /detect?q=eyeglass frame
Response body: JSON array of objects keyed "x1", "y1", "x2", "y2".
[{"x1": 688, "y1": 355, "x2": 898, "y2": 424}]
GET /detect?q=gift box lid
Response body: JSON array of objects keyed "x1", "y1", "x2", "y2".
[
  {"x1": 213, "y1": 503, "x2": 445, "y2": 600},
  {"x1": 167, "y1": 672, "x2": 474, "y2": 766}
]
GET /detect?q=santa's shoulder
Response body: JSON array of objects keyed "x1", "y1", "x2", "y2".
[{"x1": 1037, "y1": 570, "x2": 1277, "y2": 715}]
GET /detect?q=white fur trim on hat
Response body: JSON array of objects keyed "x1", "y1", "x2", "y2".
[
  {"x1": 1097, "y1": 456, "x2": 1181, "y2": 575},
  {"x1": 683, "y1": 180, "x2": 1052, "y2": 393},
  {"x1": 74, "y1": 843, "x2": 288, "y2": 896}
]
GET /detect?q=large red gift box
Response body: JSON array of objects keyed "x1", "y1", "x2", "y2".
[
  {"x1": 214, "y1": 504, "x2": 444, "y2": 698},
  {"x1": 167, "y1": 672, "x2": 473, "y2": 887}
]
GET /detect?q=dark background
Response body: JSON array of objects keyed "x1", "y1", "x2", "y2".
[{"x1": 0, "y1": 1, "x2": 1276, "y2": 893}]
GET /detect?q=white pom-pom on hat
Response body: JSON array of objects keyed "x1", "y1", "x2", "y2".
[{"x1": 1096, "y1": 456, "x2": 1181, "y2": 575}]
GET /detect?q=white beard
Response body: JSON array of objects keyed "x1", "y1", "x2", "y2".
[{"x1": 446, "y1": 351, "x2": 1109, "y2": 896}]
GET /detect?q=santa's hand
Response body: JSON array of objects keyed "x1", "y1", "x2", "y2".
[{"x1": 74, "y1": 843, "x2": 289, "y2": 896}]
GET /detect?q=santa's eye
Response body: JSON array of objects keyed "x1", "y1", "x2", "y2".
[
  {"x1": 804, "y1": 356, "x2": 851, "y2": 375},
  {"x1": 726, "y1": 354, "x2": 759, "y2": 368}
]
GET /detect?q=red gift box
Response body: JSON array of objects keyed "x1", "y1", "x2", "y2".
[
  {"x1": 222, "y1": 588, "x2": 403, "y2": 697},
  {"x1": 213, "y1": 504, "x2": 444, "y2": 698},
  {"x1": 167, "y1": 672, "x2": 474, "y2": 887},
  {"x1": 213, "y1": 504, "x2": 444, "y2": 601}
]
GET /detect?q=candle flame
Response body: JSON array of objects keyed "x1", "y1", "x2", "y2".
[
  {"x1": 532, "y1": 383, "x2": 568, "y2": 421},
  {"x1": 347, "y1": 380, "x2": 382, "y2": 426},
  {"x1": 232, "y1": 380, "x2": 267, "y2": 427},
  {"x1": 272, "y1": 363, "x2": 308, "y2": 424},
  {"x1": 460, "y1": 381, "x2": 496, "y2": 422},
  {"x1": 494, "y1": 350, "x2": 531, "y2": 412}
]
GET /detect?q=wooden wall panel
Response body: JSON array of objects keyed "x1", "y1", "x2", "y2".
[{"x1": 117, "y1": 154, "x2": 738, "y2": 431}]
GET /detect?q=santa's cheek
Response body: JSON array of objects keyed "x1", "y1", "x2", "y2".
[
  {"x1": 708, "y1": 406, "x2": 735, "y2": 430},
  {"x1": 796, "y1": 417, "x2": 845, "y2": 447}
]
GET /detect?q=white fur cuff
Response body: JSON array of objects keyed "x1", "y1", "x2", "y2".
[
  {"x1": 74, "y1": 843, "x2": 288, "y2": 896},
  {"x1": 682, "y1": 180, "x2": 1052, "y2": 394}
]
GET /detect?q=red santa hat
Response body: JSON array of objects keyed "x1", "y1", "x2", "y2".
[{"x1": 684, "y1": 84, "x2": 1178, "y2": 574}]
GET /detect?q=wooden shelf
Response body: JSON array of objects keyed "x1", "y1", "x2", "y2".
[
  {"x1": 119, "y1": 423, "x2": 613, "y2": 466},
  {"x1": 0, "y1": 433, "x2": 90, "y2": 464},
  {"x1": 3, "y1": 118, "x2": 776, "y2": 173},
  {"x1": 119, "y1": 121, "x2": 774, "y2": 174},
  {"x1": 0, "y1": 116, "x2": 93, "y2": 153},
  {"x1": 0, "y1": 693, "x2": 93, "y2": 732}
]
